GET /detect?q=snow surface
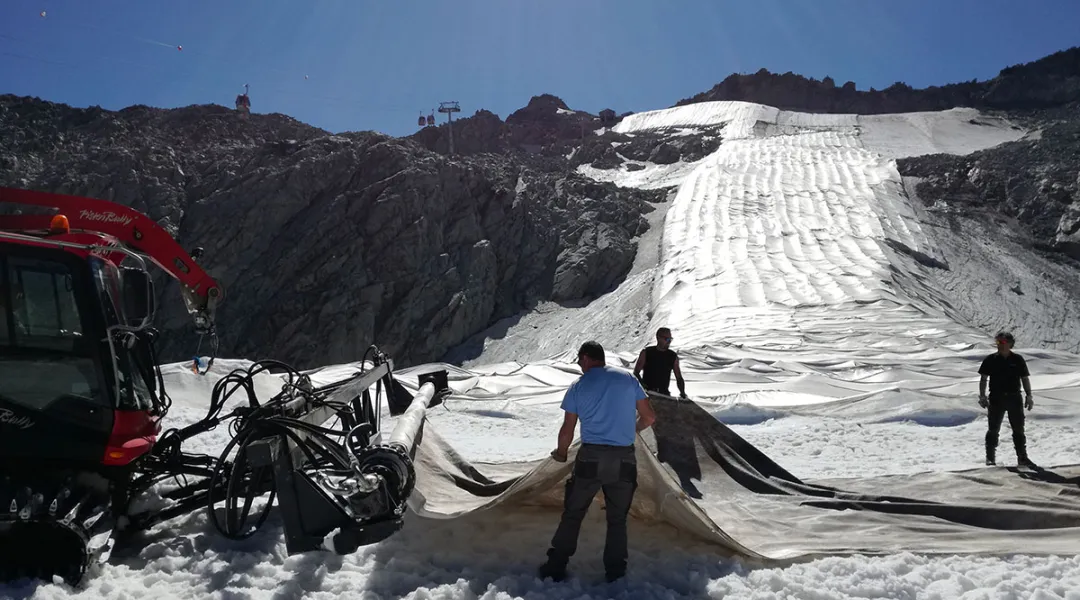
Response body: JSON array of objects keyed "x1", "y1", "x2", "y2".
[{"x1": 8, "y1": 101, "x2": 1080, "y2": 599}]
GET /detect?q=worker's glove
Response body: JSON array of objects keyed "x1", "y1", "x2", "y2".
[
  {"x1": 550, "y1": 449, "x2": 568, "y2": 463},
  {"x1": 978, "y1": 395, "x2": 988, "y2": 409},
  {"x1": 679, "y1": 392, "x2": 689, "y2": 401},
  {"x1": 1025, "y1": 395, "x2": 1034, "y2": 411}
]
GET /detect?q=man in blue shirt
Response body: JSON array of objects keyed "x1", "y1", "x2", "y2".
[{"x1": 538, "y1": 341, "x2": 656, "y2": 584}]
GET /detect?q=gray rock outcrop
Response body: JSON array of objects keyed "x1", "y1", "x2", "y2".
[{"x1": 896, "y1": 104, "x2": 1080, "y2": 259}]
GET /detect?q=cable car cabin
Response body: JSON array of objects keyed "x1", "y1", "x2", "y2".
[
  {"x1": 235, "y1": 94, "x2": 251, "y2": 115},
  {"x1": 426, "y1": 114, "x2": 435, "y2": 126},
  {"x1": 417, "y1": 115, "x2": 426, "y2": 127},
  {"x1": 0, "y1": 239, "x2": 162, "y2": 469}
]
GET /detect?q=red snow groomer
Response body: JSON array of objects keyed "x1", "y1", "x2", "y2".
[{"x1": 0, "y1": 186, "x2": 447, "y2": 585}]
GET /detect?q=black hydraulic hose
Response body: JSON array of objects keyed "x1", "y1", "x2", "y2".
[
  {"x1": 206, "y1": 416, "x2": 356, "y2": 539},
  {"x1": 123, "y1": 327, "x2": 173, "y2": 418},
  {"x1": 198, "y1": 360, "x2": 373, "y2": 540},
  {"x1": 206, "y1": 423, "x2": 275, "y2": 539}
]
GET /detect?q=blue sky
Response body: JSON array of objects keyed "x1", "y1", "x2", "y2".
[{"x1": 2, "y1": 0, "x2": 1078, "y2": 138}]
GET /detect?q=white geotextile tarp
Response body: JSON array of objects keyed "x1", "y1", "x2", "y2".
[{"x1": 403, "y1": 396, "x2": 1080, "y2": 565}]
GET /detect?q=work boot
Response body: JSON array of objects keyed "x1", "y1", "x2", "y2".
[
  {"x1": 985, "y1": 447, "x2": 996, "y2": 466},
  {"x1": 537, "y1": 558, "x2": 568, "y2": 582},
  {"x1": 1017, "y1": 454, "x2": 1037, "y2": 468}
]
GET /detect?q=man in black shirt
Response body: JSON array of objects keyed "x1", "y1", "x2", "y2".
[
  {"x1": 633, "y1": 327, "x2": 688, "y2": 400},
  {"x1": 978, "y1": 331, "x2": 1035, "y2": 467}
]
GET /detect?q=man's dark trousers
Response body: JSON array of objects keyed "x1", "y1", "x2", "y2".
[
  {"x1": 986, "y1": 392, "x2": 1027, "y2": 461},
  {"x1": 546, "y1": 443, "x2": 637, "y2": 578}
]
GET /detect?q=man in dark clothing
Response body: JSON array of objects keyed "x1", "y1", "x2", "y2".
[
  {"x1": 538, "y1": 341, "x2": 656, "y2": 584},
  {"x1": 633, "y1": 327, "x2": 688, "y2": 400},
  {"x1": 978, "y1": 331, "x2": 1036, "y2": 467}
]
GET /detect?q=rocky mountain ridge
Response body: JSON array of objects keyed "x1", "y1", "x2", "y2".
[{"x1": 675, "y1": 46, "x2": 1080, "y2": 114}]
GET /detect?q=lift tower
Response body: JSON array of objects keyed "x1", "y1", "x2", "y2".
[{"x1": 438, "y1": 101, "x2": 461, "y2": 156}]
